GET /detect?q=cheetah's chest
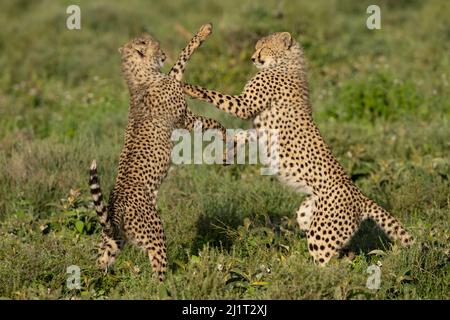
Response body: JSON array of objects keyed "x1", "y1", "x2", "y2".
[
  {"x1": 253, "y1": 105, "x2": 313, "y2": 196},
  {"x1": 277, "y1": 171, "x2": 313, "y2": 195}
]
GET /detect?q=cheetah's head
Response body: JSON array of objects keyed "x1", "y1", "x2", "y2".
[
  {"x1": 119, "y1": 34, "x2": 166, "y2": 71},
  {"x1": 251, "y1": 32, "x2": 301, "y2": 69}
]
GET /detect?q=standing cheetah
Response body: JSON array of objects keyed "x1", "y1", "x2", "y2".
[
  {"x1": 89, "y1": 24, "x2": 227, "y2": 281},
  {"x1": 183, "y1": 32, "x2": 413, "y2": 265}
]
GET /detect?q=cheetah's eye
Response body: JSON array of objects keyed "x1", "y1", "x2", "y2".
[{"x1": 135, "y1": 48, "x2": 145, "y2": 57}]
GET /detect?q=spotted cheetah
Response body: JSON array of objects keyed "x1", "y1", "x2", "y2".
[
  {"x1": 183, "y1": 32, "x2": 413, "y2": 265},
  {"x1": 89, "y1": 24, "x2": 227, "y2": 281}
]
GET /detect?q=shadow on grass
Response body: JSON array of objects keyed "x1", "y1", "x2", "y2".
[
  {"x1": 192, "y1": 210, "x2": 395, "y2": 259},
  {"x1": 342, "y1": 219, "x2": 392, "y2": 256},
  {"x1": 190, "y1": 208, "x2": 288, "y2": 255},
  {"x1": 190, "y1": 213, "x2": 239, "y2": 255}
]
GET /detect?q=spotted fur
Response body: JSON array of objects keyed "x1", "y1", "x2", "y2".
[
  {"x1": 183, "y1": 32, "x2": 413, "y2": 265},
  {"x1": 89, "y1": 24, "x2": 227, "y2": 281}
]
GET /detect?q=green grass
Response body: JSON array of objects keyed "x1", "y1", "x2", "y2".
[{"x1": 0, "y1": 0, "x2": 449, "y2": 299}]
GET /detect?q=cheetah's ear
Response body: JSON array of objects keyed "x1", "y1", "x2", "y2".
[
  {"x1": 280, "y1": 32, "x2": 292, "y2": 49},
  {"x1": 118, "y1": 46, "x2": 123, "y2": 54}
]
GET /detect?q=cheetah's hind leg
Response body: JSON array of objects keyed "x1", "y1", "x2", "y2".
[
  {"x1": 126, "y1": 203, "x2": 168, "y2": 282},
  {"x1": 97, "y1": 232, "x2": 124, "y2": 273},
  {"x1": 144, "y1": 206, "x2": 168, "y2": 282}
]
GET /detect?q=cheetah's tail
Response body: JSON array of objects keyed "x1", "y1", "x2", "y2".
[
  {"x1": 89, "y1": 160, "x2": 110, "y2": 231},
  {"x1": 362, "y1": 198, "x2": 414, "y2": 246}
]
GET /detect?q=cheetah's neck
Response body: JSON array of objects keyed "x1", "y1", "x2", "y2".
[{"x1": 121, "y1": 60, "x2": 161, "y2": 96}]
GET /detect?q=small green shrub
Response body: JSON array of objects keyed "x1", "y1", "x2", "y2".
[{"x1": 322, "y1": 72, "x2": 424, "y2": 121}]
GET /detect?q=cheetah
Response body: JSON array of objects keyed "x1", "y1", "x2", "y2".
[
  {"x1": 89, "y1": 24, "x2": 227, "y2": 281},
  {"x1": 183, "y1": 31, "x2": 413, "y2": 265}
]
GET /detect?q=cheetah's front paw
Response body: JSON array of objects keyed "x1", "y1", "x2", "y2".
[{"x1": 197, "y1": 23, "x2": 213, "y2": 41}]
